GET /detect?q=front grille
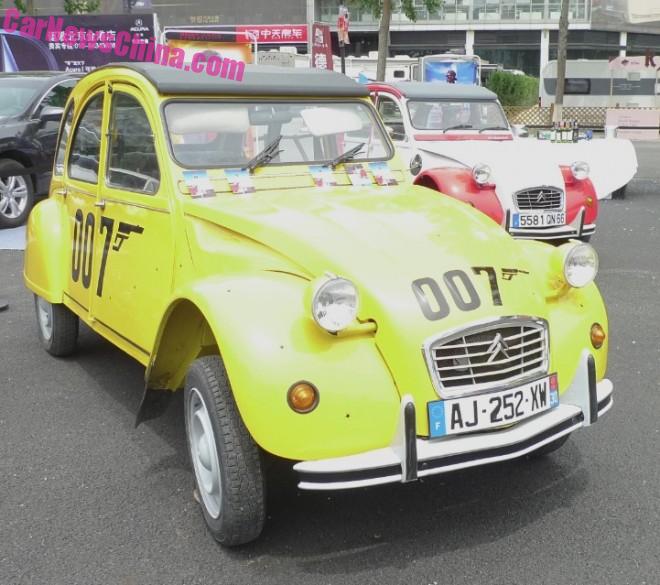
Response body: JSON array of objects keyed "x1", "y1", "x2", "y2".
[
  {"x1": 425, "y1": 318, "x2": 548, "y2": 398},
  {"x1": 515, "y1": 187, "x2": 563, "y2": 210}
]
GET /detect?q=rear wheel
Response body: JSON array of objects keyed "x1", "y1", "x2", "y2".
[
  {"x1": 612, "y1": 185, "x2": 627, "y2": 200},
  {"x1": 0, "y1": 159, "x2": 34, "y2": 229},
  {"x1": 528, "y1": 433, "x2": 570, "y2": 458},
  {"x1": 34, "y1": 295, "x2": 79, "y2": 357},
  {"x1": 184, "y1": 356, "x2": 266, "y2": 546}
]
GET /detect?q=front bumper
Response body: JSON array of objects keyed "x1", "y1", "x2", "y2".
[
  {"x1": 294, "y1": 352, "x2": 612, "y2": 490},
  {"x1": 506, "y1": 207, "x2": 595, "y2": 240}
]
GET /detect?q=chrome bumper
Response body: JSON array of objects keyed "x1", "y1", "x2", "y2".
[
  {"x1": 506, "y1": 207, "x2": 595, "y2": 240},
  {"x1": 294, "y1": 351, "x2": 612, "y2": 491}
]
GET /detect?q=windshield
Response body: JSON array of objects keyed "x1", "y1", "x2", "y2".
[
  {"x1": 407, "y1": 100, "x2": 509, "y2": 132},
  {"x1": 164, "y1": 100, "x2": 392, "y2": 168},
  {"x1": 0, "y1": 78, "x2": 44, "y2": 118}
]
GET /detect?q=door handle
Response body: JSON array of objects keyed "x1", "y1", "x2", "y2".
[
  {"x1": 53, "y1": 188, "x2": 67, "y2": 198},
  {"x1": 94, "y1": 200, "x2": 106, "y2": 210}
]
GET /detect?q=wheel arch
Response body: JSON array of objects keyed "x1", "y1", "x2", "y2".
[
  {"x1": 0, "y1": 150, "x2": 37, "y2": 190},
  {"x1": 145, "y1": 298, "x2": 220, "y2": 392}
]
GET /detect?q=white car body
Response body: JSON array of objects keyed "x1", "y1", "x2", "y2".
[{"x1": 370, "y1": 82, "x2": 638, "y2": 241}]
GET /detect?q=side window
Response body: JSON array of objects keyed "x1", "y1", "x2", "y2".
[
  {"x1": 68, "y1": 93, "x2": 104, "y2": 184},
  {"x1": 377, "y1": 97, "x2": 405, "y2": 140},
  {"x1": 106, "y1": 93, "x2": 160, "y2": 195},
  {"x1": 37, "y1": 80, "x2": 77, "y2": 114},
  {"x1": 54, "y1": 104, "x2": 74, "y2": 176}
]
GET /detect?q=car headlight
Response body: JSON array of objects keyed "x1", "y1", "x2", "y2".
[
  {"x1": 311, "y1": 275, "x2": 359, "y2": 333},
  {"x1": 563, "y1": 243, "x2": 598, "y2": 288},
  {"x1": 410, "y1": 154, "x2": 423, "y2": 176},
  {"x1": 472, "y1": 163, "x2": 491, "y2": 185},
  {"x1": 571, "y1": 161, "x2": 590, "y2": 180}
]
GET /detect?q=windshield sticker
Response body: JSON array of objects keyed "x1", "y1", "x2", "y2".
[
  {"x1": 369, "y1": 162, "x2": 398, "y2": 186},
  {"x1": 182, "y1": 171, "x2": 215, "y2": 198},
  {"x1": 309, "y1": 165, "x2": 337, "y2": 188},
  {"x1": 225, "y1": 169, "x2": 256, "y2": 194},
  {"x1": 346, "y1": 164, "x2": 372, "y2": 187}
]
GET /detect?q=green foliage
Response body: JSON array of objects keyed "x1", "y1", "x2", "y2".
[
  {"x1": 486, "y1": 71, "x2": 539, "y2": 107},
  {"x1": 63, "y1": 0, "x2": 100, "y2": 14},
  {"x1": 12, "y1": 0, "x2": 28, "y2": 12},
  {"x1": 348, "y1": 0, "x2": 442, "y2": 21}
]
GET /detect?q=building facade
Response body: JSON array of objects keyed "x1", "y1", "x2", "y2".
[{"x1": 316, "y1": 0, "x2": 660, "y2": 77}]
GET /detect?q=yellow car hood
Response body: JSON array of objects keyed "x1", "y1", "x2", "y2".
[{"x1": 184, "y1": 184, "x2": 550, "y2": 402}]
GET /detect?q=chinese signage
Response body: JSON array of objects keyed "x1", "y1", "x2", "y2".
[
  {"x1": 235, "y1": 25, "x2": 307, "y2": 44},
  {"x1": 0, "y1": 14, "x2": 155, "y2": 73},
  {"x1": 311, "y1": 22, "x2": 333, "y2": 71}
]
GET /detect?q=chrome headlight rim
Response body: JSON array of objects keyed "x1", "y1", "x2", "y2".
[
  {"x1": 570, "y1": 160, "x2": 590, "y2": 181},
  {"x1": 472, "y1": 163, "x2": 492, "y2": 186},
  {"x1": 311, "y1": 274, "x2": 360, "y2": 333},
  {"x1": 563, "y1": 242, "x2": 599, "y2": 288},
  {"x1": 410, "y1": 154, "x2": 423, "y2": 176}
]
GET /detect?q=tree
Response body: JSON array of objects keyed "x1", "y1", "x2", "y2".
[
  {"x1": 64, "y1": 0, "x2": 100, "y2": 14},
  {"x1": 348, "y1": 0, "x2": 441, "y2": 81},
  {"x1": 553, "y1": 0, "x2": 569, "y2": 122}
]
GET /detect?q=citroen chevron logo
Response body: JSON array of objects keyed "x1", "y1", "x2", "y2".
[
  {"x1": 536, "y1": 191, "x2": 546, "y2": 203},
  {"x1": 486, "y1": 333, "x2": 510, "y2": 363}
]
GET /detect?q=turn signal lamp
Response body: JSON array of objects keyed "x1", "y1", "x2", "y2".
[
  {"x1": 287, "y1": 382, "x2": 319, "y2": 413},
  {"x1": 591, "y1": 323, "x2": 606, "y2": 349}
]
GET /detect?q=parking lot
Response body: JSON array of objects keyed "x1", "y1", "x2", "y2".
[{"x1": 1, "y1": 143, "x2": 659, "y2": 585}]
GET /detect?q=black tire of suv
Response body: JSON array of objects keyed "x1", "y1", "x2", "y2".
[
  {"x1": 34, "y1": 295, "x2": 79, "y2": 357},
  {"x1": 0, "y1": 159, "x2": 35, "y2": 229},
  {"x1": 184, "y1": 356, "x2": 266, "y2": 546},
  {"x1": 528, "y1": 433, "x2": 570, "y2": 458}
]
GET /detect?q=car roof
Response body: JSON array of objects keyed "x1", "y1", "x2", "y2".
[
  {"x1": 373, "y1": 81, "x2": 497, "y2": 101},
  {"x1": 99, "y1": 62, "x2": 370, "y2": 98}
]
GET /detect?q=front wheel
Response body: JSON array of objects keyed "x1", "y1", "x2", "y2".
[
  {"x1": 34, "y1": 295, "x2": 79, "y2": 357},
  {"x1": 0, "y1": 159, "x2": 34, "y2": 229},
  {"x1": 184, "y1": 356, "x2": 266, "y2": 546}
]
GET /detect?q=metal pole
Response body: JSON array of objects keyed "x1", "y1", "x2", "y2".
[
  {"x1": 553, "y1": 0, "x2": 570, "y2": 123},
  {"x1": 340, "y1": 41, "x2": 346, "y2": 74}
]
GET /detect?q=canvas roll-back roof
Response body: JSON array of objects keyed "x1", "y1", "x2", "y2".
[
  {"x1": 102, "y1": 62, "x2": 370, "y2": 97},
  {"x1": 380, "y1": 81, "x2": 497, "y2": 101}
]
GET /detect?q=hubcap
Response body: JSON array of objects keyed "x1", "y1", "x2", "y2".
[
  {"x1": 36, "y1": 297, "x2": 53, "y2": 342},
  {"x1": 188, "y1": 387, "x2": 222, "y2": 519},
  {"x1": 0, "y1": 173, "x2": 29, "y2": 219}
]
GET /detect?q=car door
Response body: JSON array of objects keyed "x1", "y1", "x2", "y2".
[
  {"x1": 89, "y1": 84, "x2": 173, "y2": 358},
  {"x1": 376, "y1": 94, "x2": 412, "y2": 163},
  {"x1": 64, "y1": 87, "x2": 106, "y2": 316}
]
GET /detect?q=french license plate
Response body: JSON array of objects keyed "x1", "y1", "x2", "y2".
[
  {"x1": 512, "y1": 212, "x2": 565, "y2": 228},
  {"x1": 428, "y1": 374, "x2": 559, "y2": 439}
]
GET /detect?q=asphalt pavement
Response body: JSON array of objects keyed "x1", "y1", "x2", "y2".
[{"x1": 1, "y1": 146, "x2": 660, "y2": 585}]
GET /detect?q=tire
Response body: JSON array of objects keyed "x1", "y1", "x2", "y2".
[
  {"x1": 0, "y1": 159, "x2": 34, "y2": 229},
  {"x1": 528, "y1": 433, "x2": 570, "y2": 458},
  {"x1": 184, "y1": 356, "x2": 266, "y2": 546},
  {"x1": 612, "y1": 185, "x2": 627, "y2": 200},
  {"x1": 34, "y1": 295, "x2": 79, "y2": 357}
]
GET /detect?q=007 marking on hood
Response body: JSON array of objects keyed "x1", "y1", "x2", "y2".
[{"x1": 412, "y1": 266, "x2": 529, "y2": 321}]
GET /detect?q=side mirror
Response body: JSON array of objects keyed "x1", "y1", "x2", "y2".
[
  {"x1": 39, "y1": 106, "x2": 64, "y2": 123},
  {"x1": 512, "y1": 124, "x2": 529, "y2": 138}
]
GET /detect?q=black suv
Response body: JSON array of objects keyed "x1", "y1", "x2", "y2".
[{"x1": 0, "y1": 72, "x2": 80, "y2": 228}]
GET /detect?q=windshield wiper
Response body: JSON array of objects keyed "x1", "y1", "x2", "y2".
[
  {"x1": 244, "y1": 136, "x2": 283, "y2": 174},
  {"x1": 442, "y1": 124, "x2": 473, "y2": 133},
  {"x1": 478, "y1": 126, "x2": 510, "y2": 133},
  {"x1": 330, "y1": 142, "x2": 365, "y2": 169}
]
